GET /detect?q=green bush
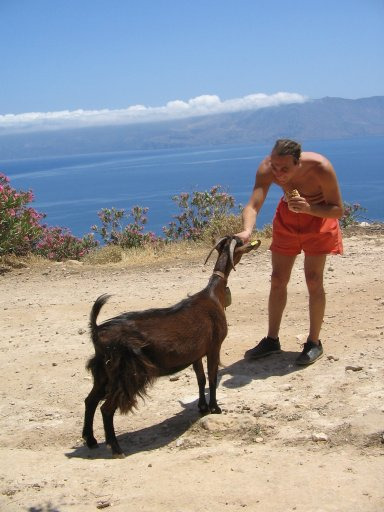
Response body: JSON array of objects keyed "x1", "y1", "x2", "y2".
[
  {"x1": 0, "y1": 173, "x2": 97, "y2": 260},
  {"x1": 91, "y1": 206, "x2": 158, "y2": 248},
  {"x1": 340, "y1": 202, "x2": 367, "y2": 228},
  {"x1": 0, "y1": 173, "x2": 44, "y2": 256},
  {"x1": 163, "y1": 185, "x2": 238, "y2": 241}
]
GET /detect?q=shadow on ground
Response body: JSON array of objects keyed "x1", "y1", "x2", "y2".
[
  {"x1": 219, "y1": 351, "x2": 303, "y2": 388},
  {"x1": 66, "y1": 403, "x2": 201, "y2": 460}
]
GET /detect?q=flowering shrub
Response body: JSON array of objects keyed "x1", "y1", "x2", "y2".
[
  {"x1": 0, "y1": 173, "x2": 97, "y2": 260},
  {"x1": 340, "y1": 202, "x2": 367, "y2": 228},
  {"x1": 0, "y1": 173, "x2": 45, "y2": 256},
  {"x1": 163, "y1": 185, "x2": 236, "y2": 241},
  {"x1": 34, "y1": 227, "x2": 98, "y2": 261},
  {"x1": 92, "y1": 206, "x2": 157, "y2": 248}
]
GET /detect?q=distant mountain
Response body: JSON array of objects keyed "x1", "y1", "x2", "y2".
[{"x1": 1, "y1": 96, "x2": 383, "y2": 160}]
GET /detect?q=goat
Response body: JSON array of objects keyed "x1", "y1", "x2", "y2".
[{"x1": 82, "y1": 236, "x2": 261, "y2": 457}]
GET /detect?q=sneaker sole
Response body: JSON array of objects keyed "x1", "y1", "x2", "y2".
[
  {"x1": 295, "y1": 351, "x2": 324, "y2": 366},
  {"x1": 246, "y1": 349, "x2": 282, "y2": 360}
]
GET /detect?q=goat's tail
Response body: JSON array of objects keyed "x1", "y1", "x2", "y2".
[
  {"x1": 89, "y1": 294, "x2": 111, "y2": 348},
  {"x1": 86, "y1": 340, "x2": 158, "y2": 414},
  {"x1": 88, "y1": 293, "x2": 158, "y2": 414},
  {"x1": 103, "y1": 344, "x2": 158, "y2": 414}
]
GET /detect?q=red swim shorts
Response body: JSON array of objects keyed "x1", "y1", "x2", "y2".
[{"x1": 269, "y1": 198, "x2": 343, "y2": 256}]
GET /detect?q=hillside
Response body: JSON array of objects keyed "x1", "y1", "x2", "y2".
[
  {"x1": 1, "y1": 96, "x2": 383, "y2": 159},
  {"x1": 0, "y1": 232, "x2": 383, "y2": 511}
]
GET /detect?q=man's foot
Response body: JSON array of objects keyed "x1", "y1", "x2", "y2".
[
  {"x1": 296, "y1": 340, "x2": 323, "y2": 366},
  {"x1": 244, "y1": 336, "x2": 282, "y2": 359}
]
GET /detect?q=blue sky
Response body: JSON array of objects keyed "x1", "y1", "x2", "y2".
[{"x1": 1, "y1": 0, "x2": 383, "y2": 131}]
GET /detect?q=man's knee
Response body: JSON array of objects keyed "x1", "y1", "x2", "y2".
[
  {"x1": 305, "y1": 270, "x2": 324, "y2": 293},
  {"x1": 270, "y1": 270, "x2": 291, "y2": 289}
]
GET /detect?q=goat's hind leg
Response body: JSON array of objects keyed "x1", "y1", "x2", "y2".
[
  {"x1": 100, "y1": 399, "x2": 125, "y2": 458},
  {"x1": 193, "y1": 359, "x2": 209, "y2": 414},
  {"x1": 82, "y1": 384, "x2": 105, "y2": 449}
]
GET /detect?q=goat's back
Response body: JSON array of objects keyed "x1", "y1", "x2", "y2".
[{"x1": 92, "y1": 291, "x2": 228, "y2": 370}]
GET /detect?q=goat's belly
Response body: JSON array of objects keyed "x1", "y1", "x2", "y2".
[
  {"x1": 145, "y1": 346, "x2": 208, "y2": 372},
  {"x1": 158, "y1": 364, "x2": 190, "y2": 377}
]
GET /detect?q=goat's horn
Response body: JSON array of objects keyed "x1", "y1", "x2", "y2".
[
  {"x1": 229, "y1": 238, "x2": 237, "y2": 270},
  {"x1": 204, "y1": 237, "x2": 227, "y2": 265}
]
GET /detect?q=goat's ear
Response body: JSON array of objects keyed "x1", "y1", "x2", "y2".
[{"x1": 234, "y1": 239, "x2": 261, "y2": 255}]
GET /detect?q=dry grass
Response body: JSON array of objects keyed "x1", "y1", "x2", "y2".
[
  {"x1": 0, "y1": 226, "x2": 275, "y2": 271},
  {"x1": 82, "y1": 239, "x2": 211, "y2": 268}
]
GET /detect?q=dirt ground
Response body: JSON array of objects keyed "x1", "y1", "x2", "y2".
[{"x1": 0, "y1": 233, "x2": 383, "y2": 512}]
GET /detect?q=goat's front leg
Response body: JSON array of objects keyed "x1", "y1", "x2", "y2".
[
  {"x1": 193, "y1": 359, "x2": 208, "y2": 414},
  {"x1": 100, "y1": 400, "x2": 125, "y2": 458},
  {"x1": 207, "y1": 353, "x2": 221, "y2": 414},
  {"x1": 82, "y1": 385, "x2": 106, "y2": 449}
]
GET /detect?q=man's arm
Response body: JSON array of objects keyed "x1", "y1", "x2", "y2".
[
  {"x1": 289, "y1": 160, "x2": 344, "y2": 219},
  {"x1": 236, "y1": 162, "x2": 272, "y2": 242}
]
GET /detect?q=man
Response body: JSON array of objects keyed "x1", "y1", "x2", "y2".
[{"x1": 236, "y1": 139, "x2": 344, "y2": 365}]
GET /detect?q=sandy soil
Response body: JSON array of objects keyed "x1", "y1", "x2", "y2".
[{"x1": 0, "y1": 233, "x2": 383, "y2": 512}]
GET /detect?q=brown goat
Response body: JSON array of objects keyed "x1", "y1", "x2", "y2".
[{"x1": 82, "y1": 236, "x2": 260, "y2": 457}]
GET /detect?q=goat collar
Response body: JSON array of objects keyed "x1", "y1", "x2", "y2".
[{"x1": 212, "y1": 270, "x2": 227, "y2": 280}]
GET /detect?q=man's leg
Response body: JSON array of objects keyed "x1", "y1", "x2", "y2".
[
  {"x1": 304, "y1": 254, "x2": 327, "y2": 343},
  {"x1": 244, "y1": 251, "x2": 296, "y2": 359},
  {"x1": 268, "y1": 251, "x2": 297, "y2": 339},
  {"x1": 296, "y1": 253, "x2": 327, "y2": 365}
]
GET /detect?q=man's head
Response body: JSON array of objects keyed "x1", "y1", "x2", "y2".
[
  {"x1": 270, "y1": 139, "x2": 302, "y2": 184},
  {"x1": 272, "y1": 139, "x2": 302, "y2": 164}
]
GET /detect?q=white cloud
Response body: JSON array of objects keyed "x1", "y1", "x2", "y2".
[{"x1": 0, "y1": 92, "x2": 308, "y2": 134}]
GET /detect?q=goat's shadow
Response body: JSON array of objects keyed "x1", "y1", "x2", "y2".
[
  {"x1": 218, "y1": 350, "x2": 302, "y2": 389},
  {"x1": 66, "y1": 402, "x2": 201, "y2": 460},
  {"x1": 67, "y1": 352, "x2": 303, "y2": 460}
]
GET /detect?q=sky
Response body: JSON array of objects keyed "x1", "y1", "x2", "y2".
[{"x1": 1, "y1": 0, "x2": 383, "y2": 133}]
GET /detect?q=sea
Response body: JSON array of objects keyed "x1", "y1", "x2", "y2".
[{"x1": 1, "y1": 136, "x2": 383, "y2": 238}]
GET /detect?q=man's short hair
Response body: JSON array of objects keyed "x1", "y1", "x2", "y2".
[{"x1": 272, "y1": 139, "x2": 302, "y2": 163}]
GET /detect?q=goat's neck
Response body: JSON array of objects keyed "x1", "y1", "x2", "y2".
[
  {"x1": 212, "y1": 270, "x2": 227, "y2": 280},
  {"x1": 208, "y1": 271, "x2": 228, "y2": 308}
]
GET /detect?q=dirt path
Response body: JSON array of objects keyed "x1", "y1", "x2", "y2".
[{"x1": 0, "y1": 234, "x2": 383, "y2": 511}]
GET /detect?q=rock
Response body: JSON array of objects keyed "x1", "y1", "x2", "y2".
[
  {"x1": 200, "y1": 415, "x2": 232, "y2": 432},
  {"x1": 312, "y1": 432, "x2": 328, "y2": 442},
  {"x1": 67, "y1": 259, "x2": 83, "y2": 265},
  {"x1": 96, "y1": 501, "x2": 111, "y2": 509},
  {"x1": 345, "y1": 365, "x2": 363, "y2": 372}
]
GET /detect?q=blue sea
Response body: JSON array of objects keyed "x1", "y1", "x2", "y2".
[{"x1": 1, "y1": 137, "x2": 383, "y2": 238}]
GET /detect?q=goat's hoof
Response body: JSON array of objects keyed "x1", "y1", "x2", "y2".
[
  {"x1": 112, "y1": 452, "x2": 126, "y2": 459},
  {"x1": 198, "y1": 405, "x2": 209, "y2": 415},
  {"x1": 210, "y1": 406, "x2": 222, "y2": 414},
  {"x1": 83, "y1": 436, "x2": 99, "y2": 449}
]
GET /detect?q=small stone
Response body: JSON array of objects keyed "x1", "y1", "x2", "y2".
[
  {"x1": 312, "y1": 432, "x2": 328, "y2": 442},
  {"x1": 96, "y1": 501, "x2": 111, "y2": 509},
  {"x1": 78, "y1": 328, "x2": 86, "y2": 335},
  {"x1": 345, "y1": 365, "x2": 363, "y2": 372},
  {"x1": 169, "y1": 375, "x2": 180, "y2": 381}
]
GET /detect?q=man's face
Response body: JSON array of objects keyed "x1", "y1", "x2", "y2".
[{"x1": 270, "y1": 152, "x2": 299, "y2": 185}]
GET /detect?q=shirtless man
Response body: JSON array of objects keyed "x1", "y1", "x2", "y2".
[{"x1": 236, "y1": 139, "x2": 344, "y2": 365}]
